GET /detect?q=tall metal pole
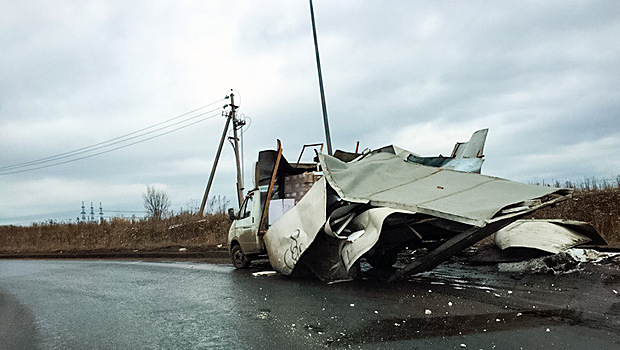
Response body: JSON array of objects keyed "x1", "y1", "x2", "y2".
[
  {"x1": 309, "y1": 0, "x2": 333, "y2": 155},
  {"x1": 199, "y1": 110, "x2": 232, "y2": 216},
  {"x1": 230, "y1": 92, "x2": 245, "y2": 209}
]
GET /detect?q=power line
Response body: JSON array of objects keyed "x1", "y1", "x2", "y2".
[
  {"x1": 0, "y1": 98, "x2": 225, "y2": 172},
  {"x1": 0, "y1": 111, "x2": 223, "y2": 175},
  {"x1": 1, "y1": 106, "x2": 223, "y2": 172}
]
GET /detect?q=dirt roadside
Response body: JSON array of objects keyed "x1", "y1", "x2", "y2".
[{"x1": 0, "y1": 247, "x2": 231, "y2": 263}]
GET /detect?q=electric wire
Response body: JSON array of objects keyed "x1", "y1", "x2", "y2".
[
  {"x1": 0, "y1": 98, "x2": 225, "y2": 171},
  {"x1": 0, "y1": 111, "x2": 222, "y2": 175},
  {"x1": 0, "y1": 106, "x2": 223, "y2": 172}
]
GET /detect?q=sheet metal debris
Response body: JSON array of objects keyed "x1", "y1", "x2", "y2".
[
  {"x1": 257, "y1": 130, "x2": 572, "y2": 282},
  {"x1": 494, "y1": 219, "x2": 607, "y2": 254}
]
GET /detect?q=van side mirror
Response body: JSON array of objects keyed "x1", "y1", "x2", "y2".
[{"x1": 227, "y1": 208, "x2": 236, "y2": 221}]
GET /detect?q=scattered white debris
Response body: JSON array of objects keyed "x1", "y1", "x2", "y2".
[
  {"x1": 425, "y1": 309, "x2": 432, "y2": 315},
  {"x1": 179, "y1": 247, "x2": 187, "y2": 252},
  {"x1": 292, "y1": 323, "x2": 296, "y2": 327},
  {"x1": 374, "y1": 310, "x2": 379, "y2": 314},
  {"x1": 394, "y1": 323, "x2": 401, "y2": 327},
  {"x1": 493, "y1": 293, "x2": 501, "y2": 297},
  {"x1": 546, "y1": 328, "x2": 551, "y2": 332},
  {"x1": 216, "y1": 244, "x2": 223, "y2": 248},
  {"x1": 613, "y1": 290, "x2": 618, "y2": 294},
  {"x1": 350, "y1": 304, "x2": 355, "y2": 307},
  {"x1": 252, "y1": 271, "x2": 277, "y2": 277},
  {"x1": 460, "y1": 344, "x2": 467, "y2": 348},
  {"x1": 508, "y1": 290, "x2": 513, "y2": 294},
  {"x1": 516, "y1": 312, "x2": 523, "y2": 317},
  {"x1": 495, "y1": 318, "x2": 501, "y2": 322},
  {"x1": 448, "y1": 301, "x2": 453, "y2": 307},
  {"x1": 568, "y1": 248, "x2": 620, "y2": 263},
  {"x1": 501, "y1": 249, "x2": 620, "y2": 275}
]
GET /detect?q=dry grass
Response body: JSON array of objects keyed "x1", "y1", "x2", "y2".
[
  {"x1": 0, "y1": 213, "x2": 231, "y2": 253},
  {"x1": 527, "y1": 187, "x2": 620, "y2": 243}
]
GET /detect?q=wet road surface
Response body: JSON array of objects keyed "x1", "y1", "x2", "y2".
[{"x1": 1, "y1": 259, "x2": 619, "y2": 349}]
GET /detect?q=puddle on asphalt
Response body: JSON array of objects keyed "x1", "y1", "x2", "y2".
[{"x1": 333, "y1": 309, "x2": 579, "y2": 346}]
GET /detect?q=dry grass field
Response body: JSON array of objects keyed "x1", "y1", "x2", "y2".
[
  {"x1": 1, "y1": 186, "x2": 619, "y2": 254},
  {"x1": 0, "y1": 213, "x2": 230, "y2": 254},
  {"x1": 527, "y1": 187, "x2": 620, "y2": 243}
]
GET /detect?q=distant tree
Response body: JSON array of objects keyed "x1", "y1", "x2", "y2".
[
  {"x1": 207, "y1": 195, "x2": 230, "y2": 214},
  {"x1": 142, "y1": 185, "x2": 171, "y2": 219}
]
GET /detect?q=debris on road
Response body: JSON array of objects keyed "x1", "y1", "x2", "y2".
[
  {"x1": 497, "y1": 248, "x2": 620, "y2": 275},
  {"x1": 494, "y1": 219, "x2": 606, "y2": 254},
  {"x1": 251, "y1": 271, "x2": 277, "y2": 277}
]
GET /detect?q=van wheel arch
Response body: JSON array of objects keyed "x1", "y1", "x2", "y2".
[{"x1": 230, "y1": 243, "x2": 251, "y2": 269}]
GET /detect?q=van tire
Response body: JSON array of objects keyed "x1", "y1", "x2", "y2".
[{"x1": 231, "y1": 244, "x2": 250, "y2": 269}]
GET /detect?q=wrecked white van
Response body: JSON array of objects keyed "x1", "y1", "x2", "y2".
[{"x1": 227, "y1": 130, "x2": 572, "y2": 282}]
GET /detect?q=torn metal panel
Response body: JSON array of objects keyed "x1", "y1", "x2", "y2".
[
  {"x1": 406, "y1": 154, "x2": 484, "y2": 174},
  {"x1": 263, "y1": 177, "x2": 327, "y2": 275},
  {"x1": 340, "y1": 208, "x2": 417, "y2": 272},
  {"x1": 319, "y1": 151, "x2": 570, "y2": 227},
  {"x1": 451, "y1": 129, "x2": 488, "y2": 159},
  {"x1": 494, "y1": 220, "x2": 607, "y2": 254},
  {"x1": 407, "y1": 128, "x2": 488, "y2": 173}
]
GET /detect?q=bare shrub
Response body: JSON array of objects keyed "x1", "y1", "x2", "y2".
[
  {"x1": 206, "y1": 195, "x2": 231, "y2": 214},
  {"x1": 143, "y1": 185, "x2": 171, "y2": 219}
]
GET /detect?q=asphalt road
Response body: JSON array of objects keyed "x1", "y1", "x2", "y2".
[{"x1": 1, "y1": 259, "x2": 619, "y2": 349}]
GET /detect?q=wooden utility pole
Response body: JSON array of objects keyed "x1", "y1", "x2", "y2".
[
  {"x1": 198, "y1": 91, "x2": 246, "y2": 216},
  {"x1": 199, "y1": 108, "x2": 232, "y2": 216}
]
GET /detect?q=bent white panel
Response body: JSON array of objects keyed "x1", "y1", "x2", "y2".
[
  {"x1": 341, "y1": 207, "x2": 417, "y2": 272},
  {"x1": 495, "y1": 220, "x2": 592, "y2": 254},
  {"x1": 263, "y1": 177, "x2": 327, "y2": 275}
]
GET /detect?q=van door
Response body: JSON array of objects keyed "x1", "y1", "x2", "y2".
[{"x1": 236, "y1": 191, "x2": 262, "y2": 253}]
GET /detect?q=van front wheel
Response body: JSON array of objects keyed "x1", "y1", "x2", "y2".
[{"x1": 231, "y1": 244, "x2": 250, "y2": 269}]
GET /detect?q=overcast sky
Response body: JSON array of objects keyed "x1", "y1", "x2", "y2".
[{"x1": 1, "y1": 1, "x2": 619, "y2": 225}]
